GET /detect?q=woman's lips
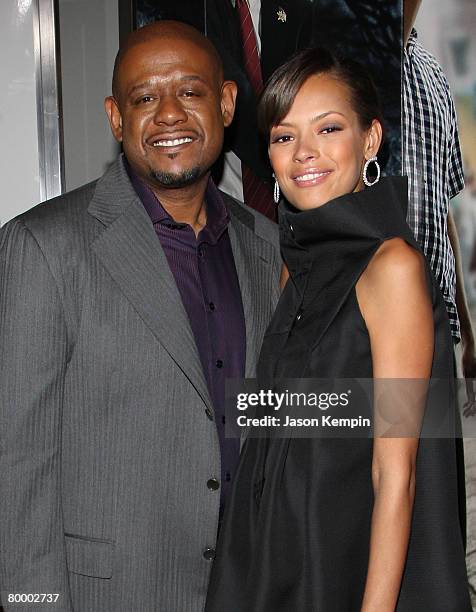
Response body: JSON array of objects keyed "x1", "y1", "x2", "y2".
[{"x1": 292, "y1": 170, "x2": 332, "y2": 187}]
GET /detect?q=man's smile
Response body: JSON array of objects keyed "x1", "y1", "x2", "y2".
[
  {"x1": 146, "y1": 131, "x2": 199, "y2": 154},
  {"x1": 152, "y1": 137, "x2": 193, "y2": 148}
]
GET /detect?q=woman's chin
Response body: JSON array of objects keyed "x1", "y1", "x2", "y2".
[{"x1": 284, "y1": 188, "x2": 333, "y2": 211}]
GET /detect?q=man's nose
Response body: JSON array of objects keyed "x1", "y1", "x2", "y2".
[{"x1": 153, "y1": 95, "x2": 188, "y2": 125}]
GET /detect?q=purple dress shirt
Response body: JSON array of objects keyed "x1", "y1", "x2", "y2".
[{"x1": 126, "y1": 161, "x2": 246, "y2": 513}]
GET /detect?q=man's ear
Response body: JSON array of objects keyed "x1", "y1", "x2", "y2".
[
  {"x1": 220, "y1": 80, "x2": 238, "y2": 128},
  {"x1": 364, "y1": 119, "x2": 383, "y2": 160},
  {"x1": 104, "y1": 96, "x2": 123, "y2": 142}
]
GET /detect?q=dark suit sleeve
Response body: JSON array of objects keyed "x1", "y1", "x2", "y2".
[{"x1": 0, "y1": 220, "x2": 73, "y2": 611}]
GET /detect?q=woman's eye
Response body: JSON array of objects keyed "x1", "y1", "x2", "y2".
[
  {"x1": 272, "y1": 134, "x2": 293, "y2": 144},
  {"x1": 320, "y1": 125, "x2": 341, "y2": 134}
]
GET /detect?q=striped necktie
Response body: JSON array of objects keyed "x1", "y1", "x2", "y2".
[{"x1": 235, "y1": 0, "x2": 276, "y2": 221}]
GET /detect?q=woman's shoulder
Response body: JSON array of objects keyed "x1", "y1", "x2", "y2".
[
  {"x1": 356, "y1": 237, "x2": 432, "y2": 329},
  {"x1": 364, "y1": 237, "x2": 426, "y2": 285}
]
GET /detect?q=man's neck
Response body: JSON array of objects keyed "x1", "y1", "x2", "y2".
[
  {"x1": 403, "y1": 0, "x2": 422, "y2": 46},
  {"x1": 150, "y1": 175, "x2": 209, "y2": 237}
]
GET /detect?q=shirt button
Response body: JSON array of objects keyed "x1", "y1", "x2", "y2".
[
  {"x1": 222, "y1": 415, "x2": 226, "y2": 425},
  {"x1": 216, "y1": 359, "x2": 223, "y2": 368},
  {"x1": 225, "y1": 472, "x2": 231, "y2": 482},
  {"x1": 207, "y1": 478, "x2": 220, "y2": 491},
  {"x1": 203, "y1": 548, "x2": 216, "y2": 561},
  {"x1": 198, "y1": 246, "x2": 205, "y2": 258},
  {"x1": 296, "y1": 311, "x2": 302, "y2": 322},
  {"x1": 209, "y1": 302, "x2": 215, "y2": 311},
  {"x1": 205, "y1": 408, "x2": 214, "y2": 421},
  {"x1": 289, "y1": 223, "x2": 294, "y2": 234}
]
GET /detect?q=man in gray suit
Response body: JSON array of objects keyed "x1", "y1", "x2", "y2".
[{"x1": 0, "y1": 21, "x2": 280, "y2": 612}]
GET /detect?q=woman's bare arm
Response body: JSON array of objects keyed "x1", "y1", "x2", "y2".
[
  {"x1": 356, "y1": 238, "x2": 434, "y2": 612},
  {"x1": 280, "y1": 263, "x2": 289, "y2": 291}
]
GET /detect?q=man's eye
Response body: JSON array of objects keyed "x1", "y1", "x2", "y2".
[
  {"x1": 134, "y1": 95, "x2": 156, "y2": 105},
  {"x1": 182, "y1": 90, "x2": 198, "y2": 98}
]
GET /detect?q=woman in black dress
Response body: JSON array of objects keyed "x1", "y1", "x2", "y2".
[{"x1": 206, "y1": 49, "x2": 471, "y2": 611}]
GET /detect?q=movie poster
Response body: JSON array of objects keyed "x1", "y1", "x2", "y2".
[{"x1": 132, "y1": 0, "x2": 403, "y2": 176}]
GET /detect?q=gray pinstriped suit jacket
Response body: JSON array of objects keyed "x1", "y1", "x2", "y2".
[{"x1": 0, "y1": 157, "x2": 281, "y2": 612}]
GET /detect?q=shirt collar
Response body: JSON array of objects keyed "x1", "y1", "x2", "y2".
[
  {"x1": 201, "y1": 179, "x2": 231, "y2": 244},
  {"x1": 406, "y1": 28, "x2": 418, "y2": 57},
  {"x1": 124, "y1": 157, "x2": 230, "y2": 243}
]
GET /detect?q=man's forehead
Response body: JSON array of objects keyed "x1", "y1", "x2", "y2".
[
  {"x1": 118, "y1": 37, "x2": 219, "y2": 85},
  {"x1": 111, "y1": 22, "x2": 223, "y2": 99},
  {"x1": 126, "y1": 40, "x2": 210, "y2": 64}
]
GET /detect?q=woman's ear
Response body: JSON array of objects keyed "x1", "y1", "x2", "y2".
[{"x1": 364, "y1": 119, "x2": 383, "y2": 160}]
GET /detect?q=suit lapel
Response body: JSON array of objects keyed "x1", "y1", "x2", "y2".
[
  {"x1": 227, "y1": 201, "x2": 277, "y2": 452},
  {"x1": 88, "y1": 159, "x2": 212, "y2": 411},
  {"x1": 228, "y1": 221, "x2": 256, "y2": 377},
  {"x1": 226, "y1": 196, "x2": 278, "y2": 378}
]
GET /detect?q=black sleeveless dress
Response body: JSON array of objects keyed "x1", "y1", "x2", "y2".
[{"x1": 206, "y1": 177, "x2": 471, "y2": 612}]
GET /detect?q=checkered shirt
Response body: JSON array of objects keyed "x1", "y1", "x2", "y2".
[{"x1": 403, "y1": 29, "x2": 465, "y2": 340}]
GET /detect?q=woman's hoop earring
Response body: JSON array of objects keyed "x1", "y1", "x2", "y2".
[
  {"x1": 273, "y1": 174, "x2": 281, "y2": 204},
  {"x1": 362, "y1": 156, "x2": 380, "y2": 187}
]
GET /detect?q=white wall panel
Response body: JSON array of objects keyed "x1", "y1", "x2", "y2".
[
  {"x1": 59, "y1": 0, "x2": 119, "y2": 192},
  {"x1": 0, "y1": 0, "x2": 40, "y2": 224}
]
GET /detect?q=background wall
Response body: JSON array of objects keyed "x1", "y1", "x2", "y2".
[
  {"x1": 0, "y1": 0, "x2": 120, "y2": 226},
  {"x1": 58, "y1": 0, "x2": 119, "y2": 193},
  {"x1": 0, "y1": 1, "x2": 40, "y2": 225}
]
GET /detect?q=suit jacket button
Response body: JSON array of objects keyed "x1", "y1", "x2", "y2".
[
  {"x1": 203, "y1": 548, "x2": 216, "y2": 561},
  {"x1": 207, "y1": 478, "x2": 220, "y2": 491},
  {"x1": 205, "y1": 408, "x2": 214, "y2": 421}
]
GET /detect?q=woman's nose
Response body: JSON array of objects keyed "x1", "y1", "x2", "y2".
[{"x1": 293, "y1": 137, "x2": 319, "y2": 163}]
